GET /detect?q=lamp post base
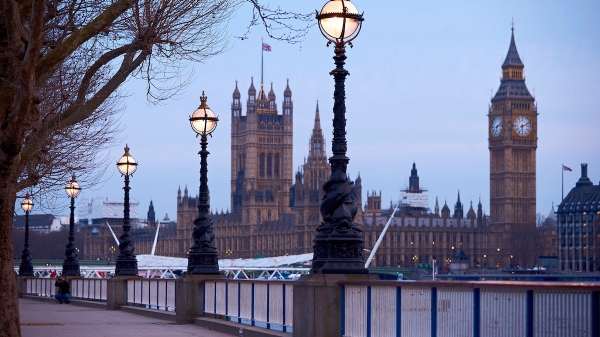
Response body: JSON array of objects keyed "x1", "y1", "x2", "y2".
[
  {"x1": 312, "y1": 232, "x2": 368, "y2": 274},
  {"x1": 115, "y1": 257, "x2": 138, "y2": 276},
  {"x1": 187, "y1": 251, "x2": 220, "y2": 275},
  {"x1": 62, "y1": 260, "x2": 80, "y2": 276},
  {"x1": 18, "y1": 264, "x2": 34, "y2": 277}
]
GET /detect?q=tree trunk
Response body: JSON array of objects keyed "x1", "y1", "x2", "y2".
[
  {"x1": 0, "y1": 1, "x2": 22, "y2": 331},
  {"x1": 0, "y1": 168, "x2": 21, "y2": 337}
]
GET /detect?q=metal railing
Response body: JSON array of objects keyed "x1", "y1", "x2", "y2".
[
  {"x1": 26, "y1": 278, "x2": 56, "y2": 297},
  {"x1": 15, "y1": 266, "x2": 115, "y2": 278},
  {"x1": 339, "y1": 280, "x2": 600, "y2": 337},
  {"x1": 25, "y1": 278, "x2": 107, "y2": 302},
  {"x1": 126, "y1": 279, "x2": 176, "y2": 311},
  {"x1": 71, "y1": 279, "x2": 107, "y2": 301},
  {"x1": 203, "y1": 279, "x2": 293, "y2": 332},
  {"x1": 15, "y1": 266, "x2": 309, "y2": 280}
]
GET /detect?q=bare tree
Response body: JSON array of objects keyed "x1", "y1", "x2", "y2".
[
  {"x1": 0, "y1": 1, "x2": 311, "y2": 335},
  {"x1": 18, "y1": 60, "x2": 124, "y2": 213}
]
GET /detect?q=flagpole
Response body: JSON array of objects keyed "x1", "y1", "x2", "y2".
[
  {"x1": 562, "y1": 163, "x2": 564, "y2": 201},
  {"x1": 261, "y1": 38, "x2": 264, "y2": 84}
]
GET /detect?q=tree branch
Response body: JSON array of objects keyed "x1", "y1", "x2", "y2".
[
  {"x1": 74, "y1": 42, "x2": 138, "y2": 105},
  {"x1": 35, "y1": 0, "x2": 136, "y2": 81},
  {"x1": 19, "y1": 48, "x2": 149, "y2": 168}
]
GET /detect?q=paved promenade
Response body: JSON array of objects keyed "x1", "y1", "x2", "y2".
[{"x1": 19, "y1": 298, "x2": 232, "y2": 337}]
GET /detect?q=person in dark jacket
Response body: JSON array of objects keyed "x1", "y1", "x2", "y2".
[{"x1": 54, "y1": 276, "x2": 71, "y2": 304}]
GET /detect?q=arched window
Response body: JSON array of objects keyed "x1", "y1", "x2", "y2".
[
  {"x1": 259, "y1": 153, "x2": 265, "y2": 177},
  {"x1": 267, "y1": 154, "x2": 273, "y2": 177},
  {"x1": 274, "y1": 154, "x2": 280, "y2": 177}
]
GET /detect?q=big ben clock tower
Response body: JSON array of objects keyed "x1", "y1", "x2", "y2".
[{"x1": 488, "y1": 27, "x2": 537, "y2": 268}]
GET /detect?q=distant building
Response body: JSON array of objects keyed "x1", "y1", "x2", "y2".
[
  {"x1": 147, "y1": 200, "x2": 156, "y2": 228},
  {"x1": 488, "y1": 27, "x2": 538, "y2": 268},
  {"x1": 557, "y1": 164, "x2": 600, "y2": 271},
  {"x1": 58, "y1": 215, "x2": 79, "y2": 229},
  {"x1": 13, "y1": 214, "x2": 62, "y2": 233},
  {"x1": 77, "y1": 197, "x2": 139, "y2": 225},
  {"x1": 360, "y1": 165, "x2": 489, "y2": 269},
  {"x1": 399, "y1": 163, "x2": 429, "y2": 216}
]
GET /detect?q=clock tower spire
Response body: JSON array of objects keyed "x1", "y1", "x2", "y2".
[{"x1": 488, "y1": 26, "x2": 537, "y2": 268}]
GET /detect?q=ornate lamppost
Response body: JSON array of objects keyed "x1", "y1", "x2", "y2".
[
  {"x1": 19, "y1": 194, "x2": 34, "y2": 276},
  {"x1": 312, "y1": 0, "x2": 367, "y2": 274},
  {"x1": 187, "y1": 91, "x2": 220, "y2": 275},
  {"x1": 115, "y1": 145, "x2": 138, "y2": 276},
  {"x1": 62, "y1": 174, "x2": 82, "y2": 276}
]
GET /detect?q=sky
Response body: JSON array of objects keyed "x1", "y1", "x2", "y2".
[{"x1": 34, "y1": 1, "x2": 600, "y2": 222}]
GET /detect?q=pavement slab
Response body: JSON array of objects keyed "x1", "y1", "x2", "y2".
[{"x1": 18, "y1": 298, "x2": 233, "y2": 337}]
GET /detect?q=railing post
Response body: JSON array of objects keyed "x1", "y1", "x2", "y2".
[
  {"x1": 473, "y1": 288, "x2": 480, "y2": 337},
  {"x1": 526, "y1": 290, "x2": 533, "y2": 337},
  {"x1": 213, "y1": 281, "x2": 217, "y2": 319},
  {"x1": 283, "y1": 283, "x2": 287, "y2": 332},
  {"x1": 341, "y1": 285, "x2": 345, "y2": 337},
  {"x1": 225, "y1": 282, "x2": 229, "y2": 320},
  {"x1": 251, "y1": 283, "x2": 255, "y2": 326},
  {"x1": 266, "y1": 283, "x2": 270, "y2": 329},
  {"x1": 396, "y1": 286, "x2": 401, "y2": 337},
  {"x1": 366, "y1": 286, "x2": 372, "y2": 337},
  {"x1": 431, "y1": 287, "x2": 437, "y2": 337},
  {"x1": 592, "y1": 291, "x2": 599, "y2": 337}
]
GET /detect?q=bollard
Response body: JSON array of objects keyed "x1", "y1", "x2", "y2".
[{"x1": 239, "y1": 326, "x2": 244, "y2": 337}]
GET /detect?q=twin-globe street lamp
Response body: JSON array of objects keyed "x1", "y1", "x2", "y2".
[
  {"x1": 187, "y1": 91, "x2": 220, "y2": 275},
  {"x1": 18, "y1": 194, "x2": 34, "y2": 276},
  {"x1": 115, "y1": 145, "x2": 139, "y2": 276},
  {"x1": 312, "y1": 0, "x2": 367, "y2": 274},
  {"x1": 62, "y1": 174, "x2": 82, "y2": 276}
]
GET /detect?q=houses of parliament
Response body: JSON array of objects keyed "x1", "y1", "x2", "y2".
[{"x1": 82, "y1": 29, "x2": 556, "y2": 270}]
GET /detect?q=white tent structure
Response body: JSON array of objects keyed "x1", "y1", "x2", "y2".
[
  {"x1": 135, "y1": 253, "x2": 313, "y2": 280},
  {"x1": 102, "y1": 221, "x2": 312, "y2": 279}
]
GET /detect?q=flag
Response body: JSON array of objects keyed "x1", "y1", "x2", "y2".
[
  {"x1": 262, "y1": 43, "x2": 271, "y2": 52},
  {"x1": 563, "y1": 165, "x2": 572, "y2": 171}
]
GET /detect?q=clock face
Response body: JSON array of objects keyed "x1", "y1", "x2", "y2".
[
  {"x1": 491, "y1": 117, "x2": 502, "y2": 137},
  {"x1": 514, "y1": 116, "x2": 531, "y2": 136}
]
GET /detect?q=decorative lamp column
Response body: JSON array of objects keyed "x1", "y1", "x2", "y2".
[
  {"x1": 313, "y1": 0, "x2": 367, "y2": 274},
  {"x1": 115, "y1": 145, "x2": 138, "y2": 276},
  {"x1": 62, "y1": 174, "x2": 82, "y2": 276},
  {"x1": 187, "y1": 91, "x2": 220, "y2": 275},
  {"x1": 18, "y1": 194, "x2": 34, "y2": 276}
]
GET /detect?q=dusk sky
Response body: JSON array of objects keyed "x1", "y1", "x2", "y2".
[{"x1": 38, "y1": 1, "x2": 600, "y2": 222}]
